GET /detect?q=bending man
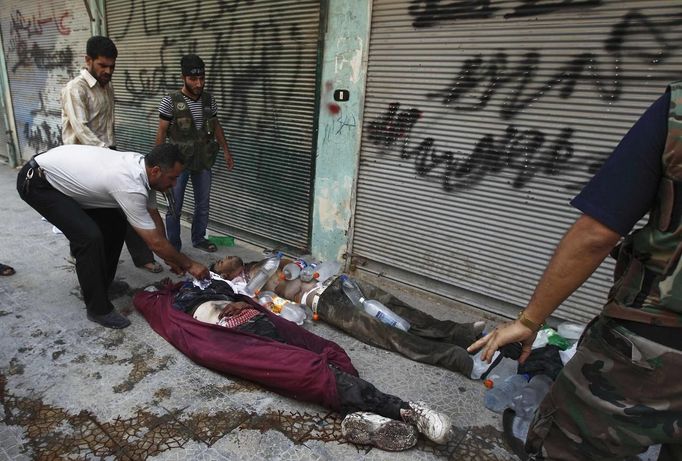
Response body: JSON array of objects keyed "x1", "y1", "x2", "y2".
[{"x1": 17, "y1": 143, "x2": 209, "y2": 329}]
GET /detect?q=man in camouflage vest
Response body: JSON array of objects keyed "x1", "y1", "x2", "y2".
[
  {"x1": 469, "y1": 84, "x2": 682, "y2": 460},
  {"x1": 155, "y1": 54, "x2": 234, "y2": 252}
]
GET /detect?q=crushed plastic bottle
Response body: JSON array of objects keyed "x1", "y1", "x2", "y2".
[
  {"x1": 512, "y1": 375, "x2": 552, "y2": 418},
  {"x1": 244, "y1": 253, "x2": 282, "y2": 297},
  {"x1": 483, "y1": 356, "x2": 518, "y2": 389},
  {"x1": 510, "y1": 374, "x2": 554, "y2": 440},
  {"x1": 484, "y1": 374, "x2": 528, "y2": 413},
  {"x1": 299, "y1": 258, "x2": 320, "y2": 282}
]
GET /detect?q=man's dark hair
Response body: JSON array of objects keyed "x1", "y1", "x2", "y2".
[
  {"x1": 145, "y1": 143, "x2": 183, "y2": 170},
  {"x1": 86, "y1": 36, "x2": 118, "y2": 60},
  {"x1": 181, "y1": 54, "x2": 205, "y2": 76}
]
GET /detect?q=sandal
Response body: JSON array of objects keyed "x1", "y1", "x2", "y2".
[
  {"x1": 140, "y1": 262, "x2": 163, "y2": 273},
  {"x1": 1, "y1": 263, "x2": 16, "y2": 276},
  {"x1": 193, "y1": 239, "x2": 217, "y2": 253}
]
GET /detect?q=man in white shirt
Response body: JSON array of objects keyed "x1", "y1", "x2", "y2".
[
  {"x1": 17, "y1": 143, "x2": 209, "y2": 329},
  {"x1": 61, "y1": 35, "x2": 162, "y2": 274}
]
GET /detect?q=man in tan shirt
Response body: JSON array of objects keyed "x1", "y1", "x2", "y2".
[{"x1": 61, "y1": 36, "x2": 162, "y2": 274}]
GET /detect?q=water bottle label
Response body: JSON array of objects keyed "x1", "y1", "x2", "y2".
[
  {"x1": 375, "y1": 311, "x2": 398, "y2": 327},
  {"x1": 295, "y1": 259, "x2": 308, "y2": 269}
]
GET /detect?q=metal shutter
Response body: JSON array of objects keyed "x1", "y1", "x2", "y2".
[
  {"x1": 352, "y1": 0, "x2": 682, "y2": 323},
  {"x1": 0, "y1": 0, "x2": 92, "y2": 161},
  {"x1": 105, "y1": 0, "x2": 322, "y2": 251}
]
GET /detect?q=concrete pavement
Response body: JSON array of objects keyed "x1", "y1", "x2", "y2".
[{"x1": 0, "y1": 161, "x2": 519, "y2": 460}]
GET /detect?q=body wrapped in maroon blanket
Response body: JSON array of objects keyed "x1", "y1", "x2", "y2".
[{"x1": 133, "y1": 283, "x2": 358, "y2": 411}]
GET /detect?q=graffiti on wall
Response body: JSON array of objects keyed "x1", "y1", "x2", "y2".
[
  {"x1": 4, "y1": 3, "x2": 84, "y2": 156},
  {"x1": 112, "y1": 0, "x2": 306, "y2": 142},
  {"x1": 366, "y1": 3, "x2": 682, "y2": 192}
]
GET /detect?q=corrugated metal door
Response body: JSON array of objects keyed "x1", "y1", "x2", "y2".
[
  {"x1": 0, "y1": 0, "x2": 91, "y2": 161},
  {"x1": 106, "y1": 0, "x2": 322, "y2": 251},
  {"x1": 352, "y1": 0, "x2": 682, "y2": 323}
]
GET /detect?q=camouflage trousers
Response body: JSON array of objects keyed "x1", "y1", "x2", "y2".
[
  {"x1": 316, "y1": 277, "x2": 479, "y2": 375},
  {"x1": 526, "y1": 315, "x2": 682, "y2": 460}
]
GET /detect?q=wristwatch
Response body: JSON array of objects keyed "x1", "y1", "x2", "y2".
[{"x1": 517, "y1": 310, "x2": 543, "y2": 333}]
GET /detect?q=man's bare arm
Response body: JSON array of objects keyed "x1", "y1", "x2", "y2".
[
  {"x1": 133, "y1": 223, "x2": 208, "y2": 280},
  {"x1": 214, "y1": 120, "x2": 233, "y2": 170},
  {"x1": 468, "y1": 214, "x2": 621, "y2": 363},
  {"x1": 155, "y1": 119, "x2": 170, "y2": 145}
]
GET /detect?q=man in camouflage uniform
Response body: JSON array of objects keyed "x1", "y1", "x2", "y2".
[{"x1": 469, "y1": 83, "x2": 682, "y2": 460}]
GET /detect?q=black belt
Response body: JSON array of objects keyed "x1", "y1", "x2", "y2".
[
  {"x1": 613, "y1": 318, "x2": 682, "y2": 351},
  {"x1": 28, "y1": 157, "x2": 41, "y2": 170}
]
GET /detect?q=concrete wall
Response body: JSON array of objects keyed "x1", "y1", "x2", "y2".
[{"x1": 309, "y1": 0, "x2": 371, "y2": 263}]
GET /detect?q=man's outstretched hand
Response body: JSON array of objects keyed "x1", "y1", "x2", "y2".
[{"x1": 468, "y1": 320, "x2": 537, "y2": 365}]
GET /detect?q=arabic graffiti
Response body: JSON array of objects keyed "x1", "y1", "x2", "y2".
[
  {"x1": 112, "y1": 0, "x2": 308, "y2": 142},
  {"x1": 366, "y1": 4, "x2": 679, "y2": 193},
  {"x1": 4, "y1": 4, "x2": 82, "y2": 155}
]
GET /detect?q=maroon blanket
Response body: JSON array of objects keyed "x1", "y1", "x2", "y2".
[{"x1": 133, "y1": 283, "x2": 358, "y2": 411}]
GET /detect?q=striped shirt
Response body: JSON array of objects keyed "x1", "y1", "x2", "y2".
[{"x1": 158, "y1": 92, "x2": 218, "y2": 129}]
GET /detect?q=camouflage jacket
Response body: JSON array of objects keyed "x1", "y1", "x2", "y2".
[{"x1": 604, "y1": 81, "x2": 682, "y2": 327}]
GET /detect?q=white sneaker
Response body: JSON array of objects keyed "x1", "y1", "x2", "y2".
[
  {"x1": 402, "y1": 401, "x2": 452, "y2": 444},
  {"x1": 341, "y1": 412, "x2": 418, "y2": 451}
]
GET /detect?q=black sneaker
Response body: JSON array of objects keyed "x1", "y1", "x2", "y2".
[
  {"x1": 341, "y1": 412, "x2": 417, "y2": 451},
  {"x1": 87, "y1": 311, "x2": 131, "y2": 329}
]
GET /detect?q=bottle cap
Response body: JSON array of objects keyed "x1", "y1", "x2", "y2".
[
  {"x1": 313, "y1": 272, "x2": 320, "y2": 279},
  {"x1": 483, "y1": 379, "x2": 494, "y2": 389}
]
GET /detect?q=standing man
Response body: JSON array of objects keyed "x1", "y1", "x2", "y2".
[
  {"x1": 61, "y1": 35, "x2": 162, "y2": 274},
  {"x1": 17, "y1": 143, "x2": 209, "y2": 329},
  {"x1": 155, "y1": 54, "x2": 234, "y2": 253},
  {"x1": 469, "y1": 84, "x2": 682, "y2": 459}
]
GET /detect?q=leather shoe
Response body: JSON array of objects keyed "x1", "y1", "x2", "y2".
[{"x1": 87, "y1": 310, "x2": 131, "y2": 329}]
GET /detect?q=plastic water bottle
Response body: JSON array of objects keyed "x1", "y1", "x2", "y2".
[
  {"x1": 299, "y1": 258, "x2": 320, "y2": 282},
  {"x1": 470, "y1": 349, "x2": 500, "y2": 380},
  {"x1": 484, "y1": 374, "x2": 528, "y2": 413},
  {"x1": 483, "y1": 356, "x2": 518, "y2": 389},
  {"x1": 362, "y1": 299, "x2": 411, "y2": 332},
  {"x1": 257, "y1": 290, "x2": 288, "y2": 313},
  {"x1": 340, "y1": 275, "x2": 366, "y2": 307},
  {"x1": 311, "y1": 260, "x2": 341, "y2": 283},
  {"x1": 244, "y1": 254, "x2": 281, "y2": 296},
  {"x1": 510, "y1": 374, "x2": 553, "y2": 440},
  {"x1": 280, "y1": 257, "x2": 311, "y2": 281},
  {"x1": 279, "y1": 303, "x2": 307, "y2": 325},
  {"x1": 340, "y1": 276, "x2": 410, "y2": 331},
  {"x1": 513, "y1": 375, "x2": 553, "y2": 420}
]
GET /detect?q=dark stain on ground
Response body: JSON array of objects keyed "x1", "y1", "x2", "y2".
[
  {"x1": 100, "y1": 333, "x2": 126, "y2": 350},
  {"x1": 51, "y1": 350, "x2": 64, "y2": 361},
  {"x1": 18, "y1": 347, "x2": 32, "y2": 353},
  {"x1": 54, "y1": 339, "x2": 66, "y2": 346},
  {"x1": 152, "y1": 388, "x2": 172, "y2": 404},
  {"x1": 72, "y1": 354, "x2": 88, "y2": 364},
  {"x1": 0, "y1": 372, "x2": 511, "y2": 460},
  {"x1": 8, "y1": 358, "x2": 24, "y2": 375},
  {"x1": 0, "y1": 310, "x2": 10, "y2": 317},
  {"x1": 111, "y1": 350, "x2": 173, "y2": 394},
  {"x1": 31, "y1": 329, "x2": 44, "y2": 338}
]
